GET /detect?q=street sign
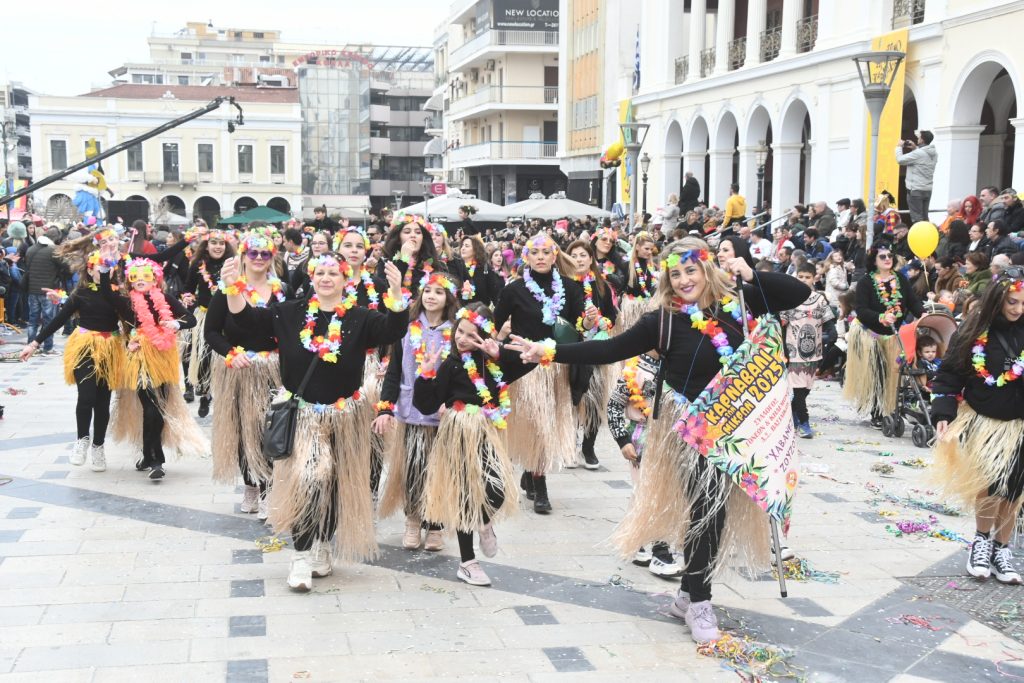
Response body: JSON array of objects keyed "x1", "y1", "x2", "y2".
[{"x1": 430, "y1": 182, "x2": 447, "y2": 196}]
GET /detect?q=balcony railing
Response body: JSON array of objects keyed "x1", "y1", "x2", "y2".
[
  {"x1": 892, "y1": 0, "x2": 926, "y2": 27},
  {"x1": 796, "y1": 15, "x2": 818, "y2": 53},
  {"x1": 760, "y1": 26, "x2": 781, "y2": 62},
  {"x1": 449, "y1": 29, "x2": 559, "y2": 65},
  {"x1": 728, "y1": 37, "x2": 746, "y2": 71},
  {"x1": 449, "y1": 140, "x2": 558, "y2": 165},
  {"x1": 449, "y1": 85, "x2": 559, "y2": 116},
  {"x1": 674, "y1": 56, "x2": 689, "y2": 84},
  {"x1": 700, "y1": 47, "x2": 716, "y2": 78}
]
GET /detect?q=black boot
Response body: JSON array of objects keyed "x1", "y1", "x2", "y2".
[
  {"x1": 520, "y1": 471, "x2": 535, "y2": 501},
  {"x1": 533, "y1": 474, "x2": 551, "y2": 514},
  {"x1": 198, "y1": 395, "x2": 211, "y2": 418},
  {"x1": 582, "y1": 430, "x2": 599, "y2": 470},
  {"x1": 183, "y1": 384, "x2": 195, "y2": 403}
]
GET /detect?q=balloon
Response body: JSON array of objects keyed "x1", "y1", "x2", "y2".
[
  {"x1": 606, "y1": 140, "x2": 624, "y2": 159},
  {"x1": 908, "y1": 221, "x2": 939, "y2": 259}
]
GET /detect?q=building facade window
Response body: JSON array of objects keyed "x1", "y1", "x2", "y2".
[
  {"x1": 198, "y1": 143, "x2": 214, "y2": 173},
  {"x1": 270, "y1": 145, "x2": 286, "y2": 174},
  {"x1": 50, "y1": 140, "x2": 67, "y2": 171},
  {"x1": 127, "y1": 143, "x2": 143, "y2": 172},
  {"x1": 162, "y1": 143, "x2": 179, "y2": 182},
  {"x1": 131, "y1": 73, "x2": 164, "y2": 84},
  {"x1": 238, "y1": 144, "x2": 253, "y2": 174},
  {"x1": 177, "y1": 75, "x2": 189, "y2": 85}
]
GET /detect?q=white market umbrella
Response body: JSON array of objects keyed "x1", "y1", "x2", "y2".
[
  {"x1": 397, "y1": 193, "x2": 506, "y2": 222},
  {"x1": 476, "y1": 192, "x2": 611, "y2": 222}
]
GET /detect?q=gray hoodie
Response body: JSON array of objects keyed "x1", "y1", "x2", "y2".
[{"x1": 895, "y1": 143, "x2": 937, "y2": 192}]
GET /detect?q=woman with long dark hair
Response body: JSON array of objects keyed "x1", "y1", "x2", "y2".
[
  {"x1": 590, "y1": 226, "x2": 627, "y2": 292},
  {"x1": 290, "y1": 231, "x2": 331, "y2": 298},
  {"x1": 943, "y1": 219, "x2": 971, "y2": 263},
  {"x1": 843, "y1": 242, "x2": 924, "y2": 427},
  {"x1": 451, "y1": 235, "x2": 504, "y2": 307},
  {"x1": 932, "y1": 273, "x2": 1024, "y2": 584},
  {"x1": 377, "y1": 215, "x2": 443, "y2": 299}
]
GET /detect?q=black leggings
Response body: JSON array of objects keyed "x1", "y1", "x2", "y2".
[
  {"x1": 238, "y1": 449, "x2": 268, "y2": 491},
  {"x1": 791, "y1": 387, "x2": 811, "y2": 425},
  {"x1": 679, "y1": 457, "x2": 727, "y2": 603},
  {"x1": 195, "y1": 348, "x2": 212, "y2": 397},
  {"x1": 138, "y1": 386, "x2": 167, "y2": 465},
  {"x1": 73, "y1": 359, "x2": 112, "y2": 446},
  {"x1": 292, "y1": 481, "x2": 338, "y2": 553},
  {"x1": 990, "y1": 443, "x2": 1024, "y2": 501},
  {"x1": 581, "y1": 424, "x2": 598, "y2": 457},
  {"x1": 456, "y1": 451, "x2": 507, "y2": 563}
]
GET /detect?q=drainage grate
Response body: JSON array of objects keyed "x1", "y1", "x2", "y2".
[{"x1": 901, "y1": 575, "x2": 1024, "y2": 644}]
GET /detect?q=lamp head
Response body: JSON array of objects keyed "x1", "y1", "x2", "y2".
[{"x1": 640, "y1": 152, "x2": 651, "y2": 174}]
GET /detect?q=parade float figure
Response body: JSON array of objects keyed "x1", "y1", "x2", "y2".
[{"x1": 71, "y1": 139, "x2": 113, "y2": 223}]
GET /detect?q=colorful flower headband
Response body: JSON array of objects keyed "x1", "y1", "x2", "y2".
[
  {"x1": 521, "y1": 233, "x2": 558, "y2": 259},
  {"x1": 306, "y1": 253, "x2": 353, "y2": 277},
  {"x1": 333, "y1": 227, "x2": 370, "y2": 251},
  {"x1": 239, "y1": 228, "x2": 278, "y2": 254},
  {"x1": 593, "y1": 227, "x2": 618, "y2": 241},
  {"x1": 393, "y1": 214, "x2": 431, "y2": 231},
  {"x1": 662, "y1": 249, "x2": 710, "y2": 271},
  {"x1": 455, "y1": 307, "x2": 496, "y2": 336},
  {"x1": 1007, "y1": 279, "x2": 1024, "y2": 294},
  {"x1": 91, "y1": 228, "x2": 117, "y2": 245},
  {"x1": 86, "y1": 250, "x2": 102, "y2": 270},
  {"x1": 419, "y1": 271, "x2": 458, "y2": 297},
  {"x1": 126, "y1": 257, "x2": 163, "y2": 284}
]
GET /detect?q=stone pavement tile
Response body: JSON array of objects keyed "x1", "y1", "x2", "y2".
[
  {"x1": 0, "y1": 551, "x2": 137, "y2": 572},
  {"x1": 799, "y1": 629, "x2": 931, "y2": 673},
  {"x1": 0, "y1": 568, "x2": 66, "y2": 587},
  {"x1": 348, "y1": 626, "x2": 504, "y2": 656},
  {"x1": 581, "y1": 642, "x2": 732, "y2": 678},
  {"x1": 267, "y1": 653, "x2": 436, "y2": 680},
  {"x1": 0, "y1": 668, "x2": 95, "y2": 683},
  {"x1": 800, "y1": 651, "x2": 905, "y2": 681},
  {"x1": 231, "y1": 548, "x2": 264, "y2": 564},
  {"x1": 39, "y1": 470, "x2": 69, "y2": 479},
  {"x1": 0, "y1": 605, "x2": 45, "y2": 627},
  {"x1": 497, "y1": 621, "x2": 651, "y2": 649},
  {"x1": 528, "y1": 672, "x2": 703, "y2": 683},
  {"x1": 229, "y1": 615, "x2": 266, "y2": 637},
  {"x1": 837, "y1": 584, "x2": 969, "y2": 645},
  {"x1": 108, "y1": 616, "x2": 228, "y2": 642},
  {"x1": 0, "y1": 621, "x2": 112, "y2": 648},
  {"x1": 889, "y1": 676, "x2": 953, "y2": 683},
  {"x1": 190, "y1": 635, "x2": 352, "y2": 662},
  {"x1": 21, "y1": 524, "x2": 148, "y2": 542},
  {"x1": 428, "y1": 648, "x2": 554, "y2": 677},
  {"x1": 5, "y1": 507, "x2": 41, "y2": 519},
  {"x1": 225, "y1": 659, "x2": 268, "y2": 683},
  {"x1": 122, "y1": 580, "x2": 229, "y2": 602},
  {"x1": 12, "y1": 640, "x2": 191, "y2": 673},
  {"x1": 93, "y1": 662, "x2": 227, "y2": 683},
  {"x1": 199, "y1": 562, "x2": 280, "y2": 582},
  {"x1": 0, "y1": 529, "x2": 24, "y2": 542},
  {"x1": 906, "y1": 649, "x2": 1024, "y2": 681},
  {"x1": 933, "y1": 618, "x2": 1024, "y2": 662},
  {"x1": 230, "y1": 579, "x2": 265, "y2": 598},
  {"x1": 195, "y1": 594, "x2": 341, "y2": 618},
  {"x1": 0, "y1": 583, "x2": 124, "y2": 606},
  {"x1": 41, "y1": 599, "x2": 198, "y2": 624},
  {"x1": 513, "y1": 605, "x2": 559, "y2": 625},
  {"x1": 542, "y1": 646, "x2": 594, "y2": 672},
  {"x1": 134, "y1": 549, "x2": 233, "y2": 567},
  {"x1": 64, "y1": 564, "x2": 200, "y2": 586},
  {"x1": 0, "y1": 540, "x2": 80, "y2": 557},
  {"x1": 267, "y1": 610, "x2": 417, "y2": 638}
]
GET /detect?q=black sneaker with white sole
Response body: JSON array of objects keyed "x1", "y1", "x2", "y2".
[
  {"x1": 149, "y1": 465, "x2": 165, "y2": 480},
  {"x1": 583, "y1": 453, "x2": 599, "y2": 470},
  {"x1": 992, "y1": 546, "x2": 1023, "y2": 585},
  {"x1": 649, "y1": 546, "x2": 684, "y2": 578},
  {"x1": 967, "y1": 534, "x2": 994, "y2": 579}
]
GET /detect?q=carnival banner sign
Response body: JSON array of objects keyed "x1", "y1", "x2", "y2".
[{"x1": 674, "y1": 316, "x2": 798, "y2": 532}]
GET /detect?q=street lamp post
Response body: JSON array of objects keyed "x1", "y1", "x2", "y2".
[
  {"x1": 420, "y1": 179, "x2": 432, "y2": 221},
  {"x1": 618, "y1": 121, "x2": 650, "y2": 231},
  {"x1": 640, "y1": 152, "x2": 651, "y2": 216},
  {"x1": 0, "y1": 118, "x2": 16, "y2": 220},
  {"x1": 755, "y1": 140, "x2": 768, "y2": 223},
  {"x1": 853, "y1": 50, "x2": 905, "y2": 251},
  {"x1": 392, "y1": 189, "x2": 405, "y2": 213}
]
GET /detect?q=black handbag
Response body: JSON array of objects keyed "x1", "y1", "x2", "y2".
[{"x1": 262, "y1": 357, "x2": 320, "y2": 462}]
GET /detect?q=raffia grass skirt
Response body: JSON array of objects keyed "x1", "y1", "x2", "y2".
[
  {"x1": 362, "y1": 353, "x2": 387, "y2": 471},
  {"x1": 378, "y1": 422, "x2": 437, "y2": 520},
  {"x1": 578, "y1": 364, "x2": 615, "y2": 434},
  {"x1": 63, "y1": 328, "x2": 128, "y2": 390},
  {"x1": 186, "y1": 306, "x2": 209, "y2": 388},
  {"x1": 268, "y1": 397, "x2": 377, "y2": 563},
  {"x1": 110, "y1": 385, "x2": 209, "y2": 459},
  {"x1": 934, "y1": 404, "x2": 1024, "y2": 511},
  {"x1": 618, "y1": 295, "x2": 656, "y2": 332},
  {"x1": 210, "y1": 352, "x2": 280, "y2": 485},
  {"x1": 611, "y1": 393, "x2": 770, "y2": 578},
  {"x1": 507, "y1": 363, "x2": 575, "y2": 473},
  {"x1": 422, "y1": 409, "x2": 518, "y2": 533},
  {"x1": 126, "y1": 338, "x2": 182, "y2": 390},
  {"x1": 843, "y1": 321, "x2": 900, "y2": 416}
]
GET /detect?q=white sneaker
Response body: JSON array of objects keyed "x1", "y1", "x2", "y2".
[
  {"x1": 632, "y1": 546, "x2": 653, "y2": 566},
  {"x1": 240, "y1": 485, "x2": 259, "y2": 514},
  {"x1": 287, "y1": 551, "x2": 313, "y2": 592},
  {"x1": 968, "y1": 534, "x2": 994, "y2": 579},
  {"x1": 479, "y1": 523, "x2": 498, "y2": 558},
  {"x1": 649, "y1": 554, "x2": 684, "y2": 579},
  {"x1": 257, "y1": 491, "x2": 269, "y2": 521},
  {"x1": 771, "y1": 544, "x2": 796, "y2": 561},
  {"x1": 310, "y1": 541, "x2": 333, "y2": 578},
  {"x1": 403, "y1": 516, "x2": 423, "y2": 549},
  {"x1": 89, "y1": 444, "x2": 106, "y2": 472},
  {"x1": 668, "y1": 589, "x2": 691, "y2": 620},
  {"x1": 685, "y1": 600, "x2": 721, "y2": 642},
  {"x1": 456, "y1": 560, "x2": 492, "y2": 586},
  {"x1": 71, "y1": 436, "x2": 90, "y2": 466}
]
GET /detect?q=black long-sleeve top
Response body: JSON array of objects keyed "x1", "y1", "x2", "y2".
[
  {"x1": 494, "y1": 269, "x2": 586, "y2": 341},
  {"x1": 99, "y1": 271, "x2": 196, "y2": 333},
  {"x1": 375, "y1": 256, "x2": 446, "y2": 299},
  {"x1": 130, "y1": 237, "x2": 189, "y2": 265},
  {"x1": 449, "y1": 258, "x2": 504, "y2": 307},
  {"x1": 552, "y1": 272, "x2": 810, "y2": 401},
  {"x1": 412, "y1": 346, "x2": 531, "y2": 415},
  {"x1": 597, "y1": 251, "x2": 627, "y2": 293},
  {"x1": 203, "y1": 284, "x2": 293, "y2": 357},
  {"x1": 184, "y1": 256, "x2": 227, "y2": 309},
  {"x1": 931, "y1": 316, "x2": 1024, "y2": 423},
  {"x1": 581, "y1": 276, "x2": 619, "y2": 326},
  {"x1": 231, "y1": 299, "x2": 408, "y2": 404},
  {"x1": 624, "y1": 257, "x2": 658, "y2": 298},
  {"x1": 32, "y1": 287, "x2": 120, "y2": 343},
  {"x1": 854, "y1": 271, "x2": 924, "y2": 335}
]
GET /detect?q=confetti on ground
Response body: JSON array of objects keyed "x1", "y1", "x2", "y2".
[
  {"x1": 887, "y1": 614, "x2": 944, "y2": 631},
  {"x1": 255, "y1": 536, "x2": 287, "y2": 553},
  {"x1": 696, "y1": 633, "x2": 804, "y2": 681},
  {"x1": 4, "y1": 387, "x2": 26, "y2": 395},
  {"x1": 771, "y1": 558, "x2": 842, "y2": 584},
  {"x1": 896, "y1": 457, "x2": 930, "y2": 469},
  {"x1": 866, "y1": 482, "x2": 963, "y2": 516},
  {"x1": 884, "y1": 515, "x2": 969, "y2": 543},
  {"x1": 871, "y1": 462, "x2": 895, "y2": 476}
]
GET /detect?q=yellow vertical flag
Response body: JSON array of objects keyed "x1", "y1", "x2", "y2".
[
  {"x1": 619, "y1": 100, "x2": 632, "y2": 205},
  {"x1": 863, "y1": 28, "x2": 909, "y2": 205}
]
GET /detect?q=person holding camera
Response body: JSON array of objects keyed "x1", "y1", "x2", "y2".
[{"x1": 896, "y1": 130, "x2": 937, "y2": 224}]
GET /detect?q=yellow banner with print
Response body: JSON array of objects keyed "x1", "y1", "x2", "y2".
[
  {"x1": 619, "y1": 100, "x2": 632, "y2": 205},
  {"x1": 862, "y1": 28, "x2": 909, "y2": 205}
]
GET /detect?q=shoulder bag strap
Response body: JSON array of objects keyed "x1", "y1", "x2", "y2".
[{"x1": 294, "y1": 356, "x2": 320, "y2": 401}]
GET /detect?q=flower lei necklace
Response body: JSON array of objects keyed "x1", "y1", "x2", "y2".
[
  {"x1": 523, "y1": 267, "x2": 565, "y2": 325},
  {"x1": 299, "y1": 292, "x2": 357, "y2": 362},
  {"x1": 971, "y1": 330, "x2": 1024, "y2": 386},
  {"x1": 198, "y1": 261, "x2": 219, "y2": 293},
  {"x1": 130, "y1": 289, "x2": 177, "y2": 352},
  {"x1": 623, "y1": 356, "x2": 651, "y2": 418},
  {"x1": 462, "y1": 260, "x2": 477, "y2": 301},
  {"x1": 601, "y1": 260, "x2": 617, "y2": 277},
  {"x1": 633, "y1": 258, "x2": 657, "y2": 297},
  {"x1": 461, "y1": 351, "x2": 511, "y2": 429},
  {"x1": 408, "y1": 317, "x2": 452, "y2": 379},
  {"x1": 359, "y1": 268, "x2": 379, "y2": 310},
  {"x1": 219, "y1": 275, "x2": 284, "y2": 308},
  {"x1": 573, "y1": 272, "x2": 614, "y2": 340},
  {"x1": 872, "y1": 274, "x2": 904, "y2": 320},
  {"x1": 682, "y1": 295, "x2": 751, "y2": 365}
]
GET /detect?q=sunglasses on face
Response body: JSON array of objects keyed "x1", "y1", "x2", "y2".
[
  {"x1": 877, "y1": 253, "x2": 893, "y2": 261},
  {"x1": 129, "y1": 272, "x2": 156, "y2": 283},
  {"x1": 246, "y1": 250, "x2": 273, "y2": 261}
]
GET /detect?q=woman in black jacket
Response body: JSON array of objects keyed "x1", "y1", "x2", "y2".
[
  {"x1": 932, "y1": 274, "x2": 1024, "y2": 585},
  {"x1": 450, "y1": 235, "x2": 504, "y2": 307},
  {"x1": 843, "y1": 242, "x2": 924, "y2": 427}
]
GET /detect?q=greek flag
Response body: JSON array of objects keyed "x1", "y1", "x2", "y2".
[{"x1": 632, "y1": 26, "x2": 640, "y2": 94}]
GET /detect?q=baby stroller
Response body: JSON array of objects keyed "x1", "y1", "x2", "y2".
[{"x1": 881, "y1": 307, "x2": 957, "y2": 447}]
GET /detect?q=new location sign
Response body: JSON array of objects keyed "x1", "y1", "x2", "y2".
[
  {"x1": 492, "y1": 0, "x2": 559, "y2": 31},
  {"x1": 430, "y1": 182, "x2": 447, "y2": 196}
]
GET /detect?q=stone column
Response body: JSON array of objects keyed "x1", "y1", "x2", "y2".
[
  {"x1": 708, "y1": 149, "x2": 734, "y2": 209},
  {"x1": 687, "y1": 0, "x2": 707, "y2": 82},
  {"x1": 778, "y1": 0, "x2": 801, "y2": 59},
  {"x1": 1012, "y1": 118, "x2": 1024, "y2": 192},
  {"x1": 683, "y1": 151, "x2": 707, "y2": 204},
  {"x1": 929, "y1": 125, "x2": 985, "y2": 208},
  {"x1": 737, "y1": 145, "x2": 759, "y2": 211},
  {"x1": 745, "y1": 0, "x2": 766, "y2": 67},
  {"x1": 714, "y1": 0, "x2": 735, "y2": 75},
  {"x1": 772, "y1": 142, "x2": 804, "y2": 216}
]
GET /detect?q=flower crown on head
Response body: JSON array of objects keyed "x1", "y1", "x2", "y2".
[
  {"x1": 126, "y1": 257, "x2": 164, "y2": 283},
  {"x1": 521, "y1": 232, "x2": 558, "y2": 259},
  {"x1": 393, "y1": 214, "x2": 431, "y2": 231},
  {"x1": 239, "y1": 227, "x2": 278, "y2": 255},
  {"x1": 1007, "y1": 279, "x2": 1024, "y2": 294},
  {"x1": 306, "y1": 253, "x2": 352, "y2": 277},
  {"x1": 593, "y1": 227, "x2": 618, "y2": 241},
  {"x1": 662, "y1": 249, "x2": 710, "y2": 271},
  {"x1": 455, "y1": 307, "x2": 496, "y2": 336},
  {"x1": 333, "y1": 226, "x2": 370, "y2": 251},
  {"x1": 86, "y1": 250, "x2": 102, "y2": 269},
  {"x1": 91, "y1": 228, "x2": 117, "y2": 246},
  {"x1": 419, "y1": 271, "x2": 458, "y2": 297}
]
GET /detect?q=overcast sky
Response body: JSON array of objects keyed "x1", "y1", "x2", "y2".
[{"x1": 4, "y1": 0, "x2": 449, "y2": 96}]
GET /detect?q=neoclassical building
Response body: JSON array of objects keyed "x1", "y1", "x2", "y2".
[{"x1": 560, "y1": 0, "x2": 1023, "y2": 220}]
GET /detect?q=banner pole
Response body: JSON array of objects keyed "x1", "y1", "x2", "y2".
[{"x1": 737, "y1": 274, "x2": 789, "y2": 599}]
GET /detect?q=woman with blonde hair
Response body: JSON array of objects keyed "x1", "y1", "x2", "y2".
[
  {"x1": 511, "y1": 237, "x2": 808, "y2": 642},
  {"x1": 620, "y1": 231, "x2": 659, "y2": 329}
]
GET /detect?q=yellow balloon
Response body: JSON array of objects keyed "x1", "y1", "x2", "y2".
[
  {"x1": 907, "y1": 221, "x2": 939, "y2": 259},
  {"x1": 606, "y1": 140, "x2": 624, "y2": 159}
]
